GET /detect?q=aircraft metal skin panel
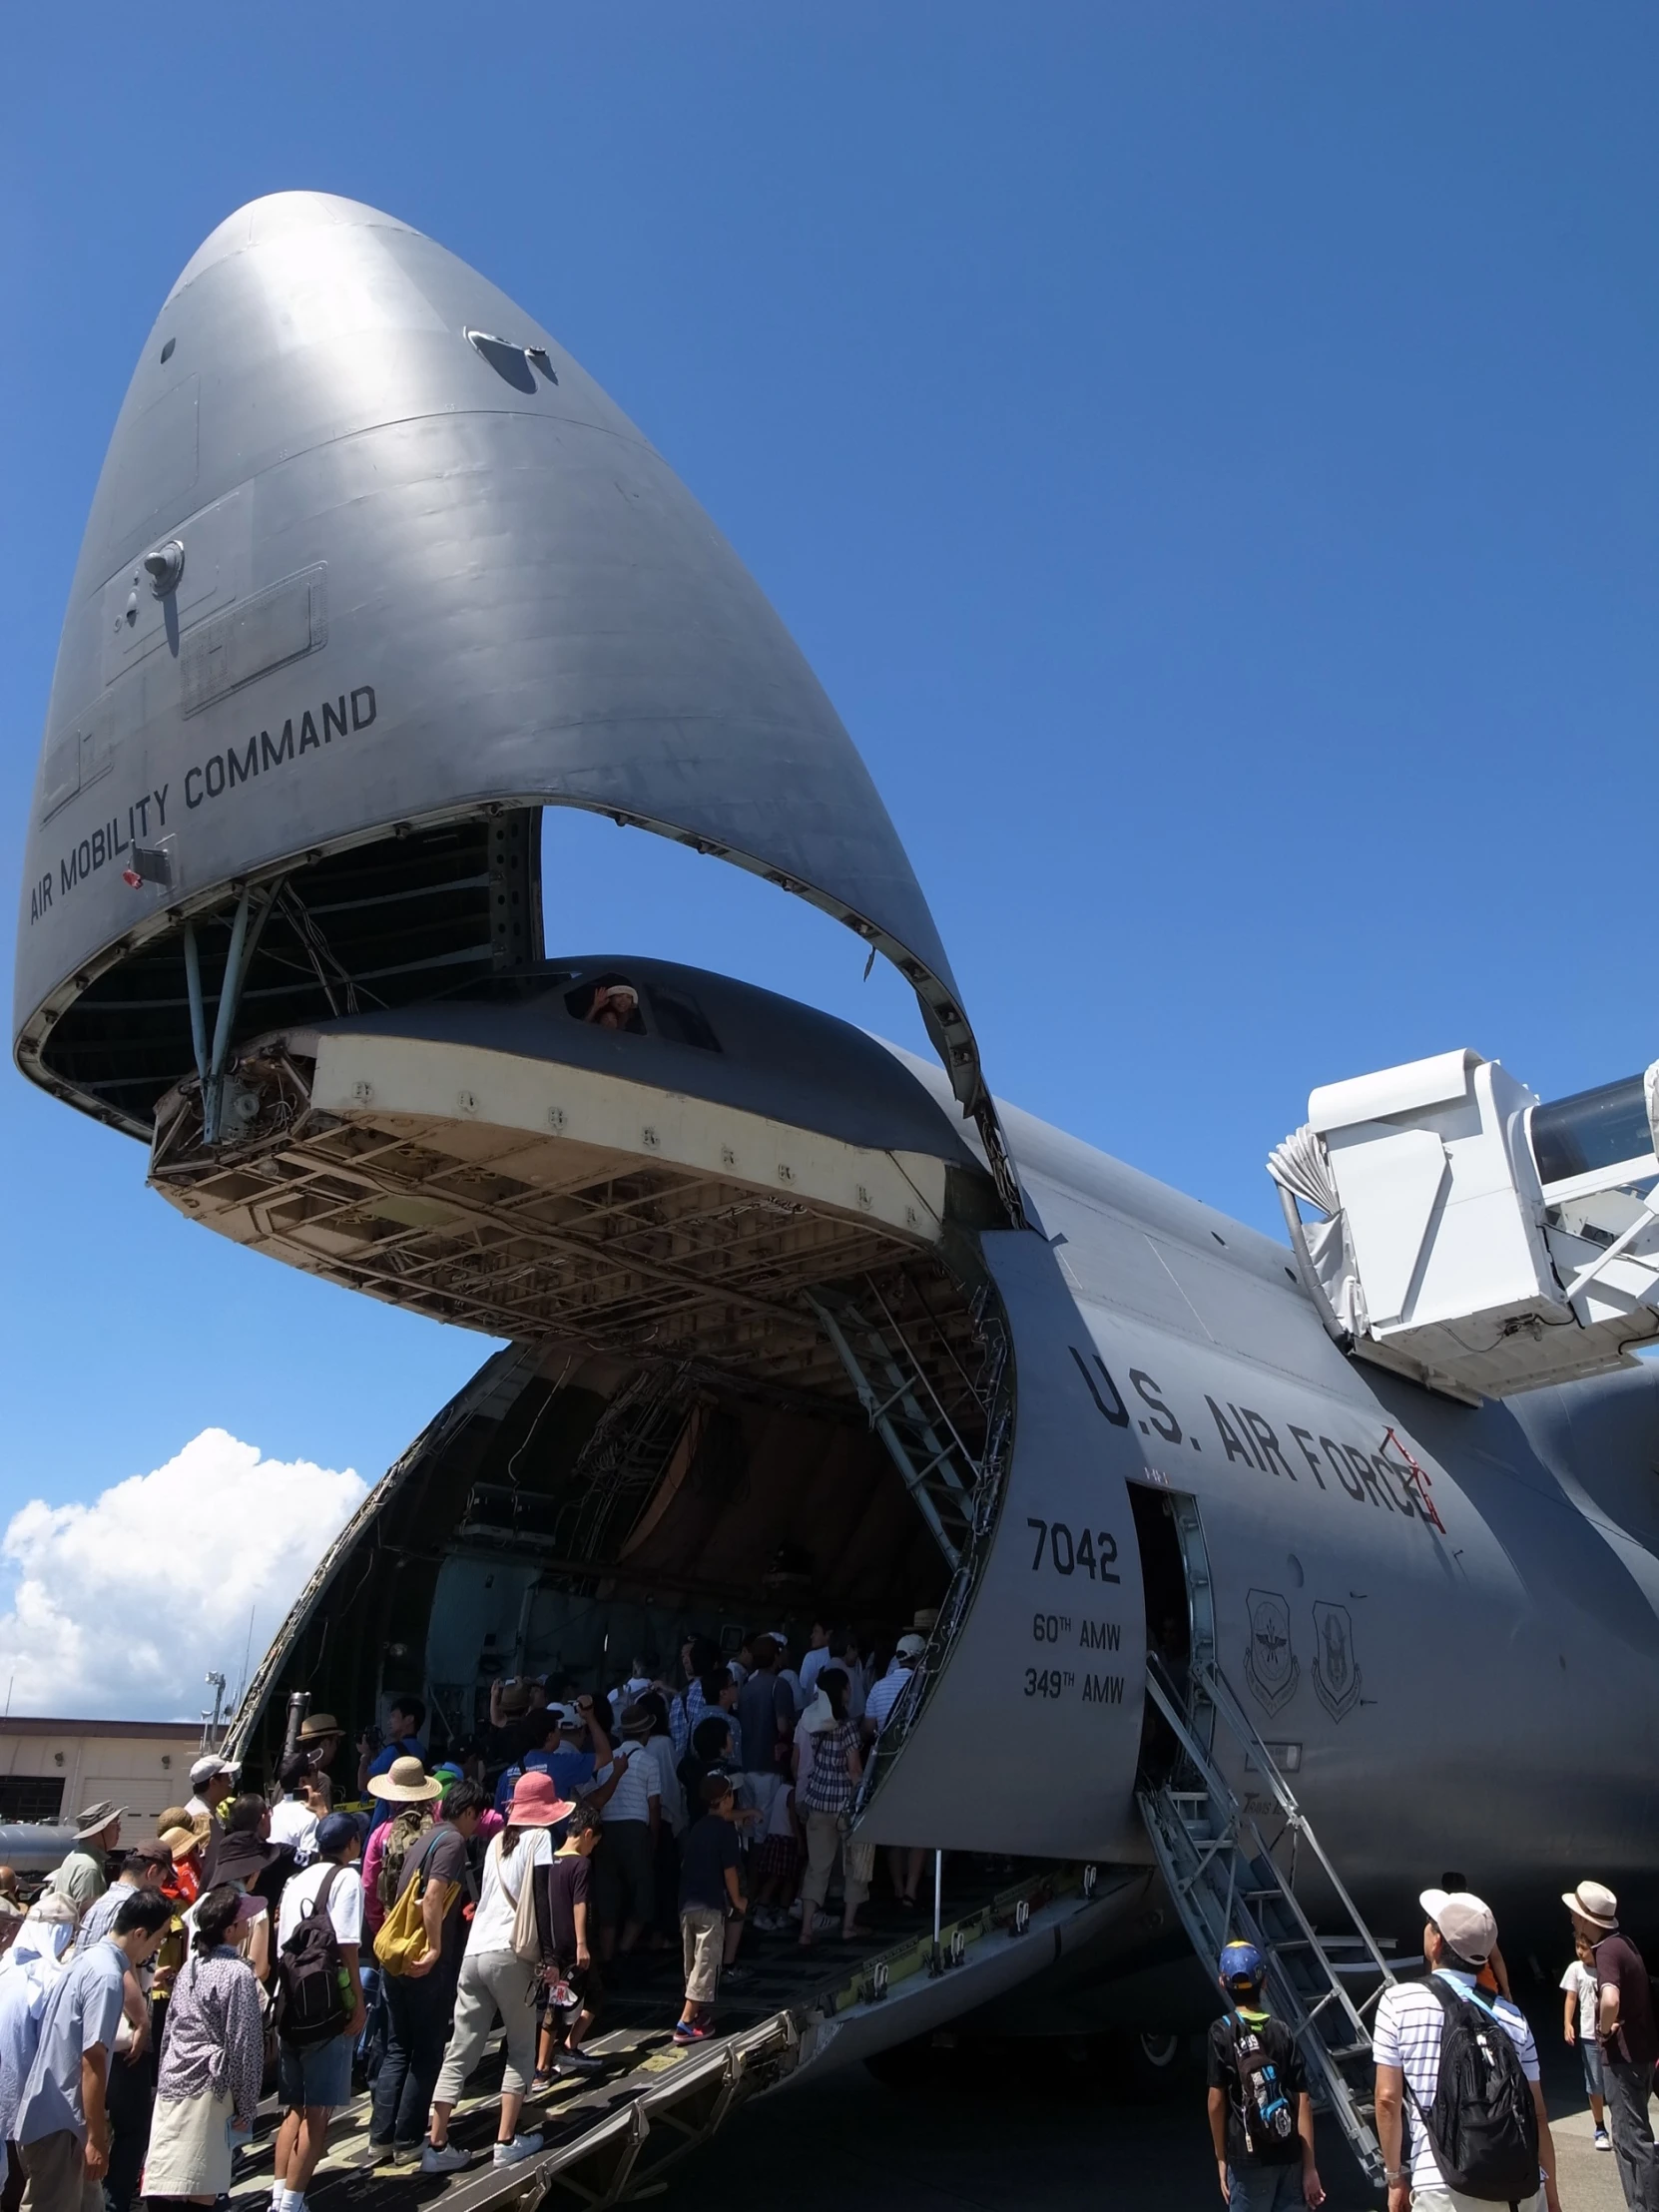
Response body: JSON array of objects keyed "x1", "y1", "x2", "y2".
[
  {"x1": 15, "y1": 192, "x2": 976, "y2": 1119},
  {"x1": 1067, "y1": 1268, "x2": 1659, "y2": 1907},
  {"x1": 856, "y1": 1226, "x2": 1151, "y2": 1862},
  {"x1": 285, "y1": 961, "x2": 981, "y2": 1169}
]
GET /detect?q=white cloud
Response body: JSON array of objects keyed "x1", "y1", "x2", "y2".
[{"x1": 0, "y1": 1430, "x2": 366, "y2": 1722}]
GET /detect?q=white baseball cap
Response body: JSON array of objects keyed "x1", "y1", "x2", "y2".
[{"x1": 1420, "y1": 1887, "x2": 1497, "y2": 1964}]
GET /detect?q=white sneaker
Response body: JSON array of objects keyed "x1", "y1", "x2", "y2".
[
  {"x1": 493, "y1": 2134, "x2": 544, "y2": 2166},
  {"x1": 421, "y1": 2143, "x2": 471, "y2": 2174},
  {"x1": 1595, "y1": 2128, "x2": 1612, "y2": 2150}
]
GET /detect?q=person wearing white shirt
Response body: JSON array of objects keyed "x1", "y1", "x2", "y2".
[
  {"x1": 1374, "y1": 1888, "x2": 1559, "y2": 2212},
  {"x1": 771, "y1": 1632, "x2": 805, "y2": 1718},
  {"x1": 268, "y1": 1756, "x2": 321, "y2": 1868},
  {"x1": 1561, "y1": 1932, "x2": 1609, "y2": 2151},
  {"x1": 425, "y1": 1771, "x2": 569, "y2": 2175},
  {"x1": 596, "y1": 1714, "x2": 662, "y2": 1962},
  {"x1": 796, "y1": 1622, "x2": 832, "y2": 1707},
  {"x1": 863, "y1": 1634, "x2": 927, "y2": 1909},
  {"x1": 272, "y1": 1814, "x2": 366, "y2": 2212}
]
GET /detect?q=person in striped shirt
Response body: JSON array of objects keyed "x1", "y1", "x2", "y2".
[{"x1": 1373, "y1": 1889, "x2": 1560, "y2": 2212}]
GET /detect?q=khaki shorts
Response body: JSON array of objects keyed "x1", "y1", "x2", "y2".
[{"x1": 681, "y1": 1905, "x2": 724, "y2": 2004}]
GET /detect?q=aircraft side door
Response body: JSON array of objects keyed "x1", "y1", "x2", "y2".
[{"x1": 855, "y1": 1226, "x2": 1152, "y2": 1859}]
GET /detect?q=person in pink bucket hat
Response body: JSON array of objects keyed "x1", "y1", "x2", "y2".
[{"x1": 420, "y1": 1771, "x2": 573, "y2": 2176}]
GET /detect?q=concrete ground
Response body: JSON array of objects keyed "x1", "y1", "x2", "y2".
[{"x1": 662, "y1": 2030, "x2": 1630, "y2": 2211}]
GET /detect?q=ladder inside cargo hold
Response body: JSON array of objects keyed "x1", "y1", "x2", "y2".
[
  {"x1": 1137, "y1": 1659, "x2": 1396, "y2": 2188},
  {"x1": 560, "y1": 1363, "x2": 694, "y2": 1560},
  {"x1": 807, "y1": 1283, "x2": 992, "y2": 1567}
]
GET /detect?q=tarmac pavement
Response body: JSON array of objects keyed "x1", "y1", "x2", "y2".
[{"x1": 662, "y1": 2025, "x2": 1630, "y2": 2211}]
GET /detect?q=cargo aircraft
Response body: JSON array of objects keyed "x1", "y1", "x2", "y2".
[{"x1": 16, "y1": 194, "x2": 1659, "y2": 2200}]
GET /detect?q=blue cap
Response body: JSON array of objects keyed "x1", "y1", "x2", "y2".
[
  {"x1": 316, "y1": 1812, "x2": 360, "y2": 1860},
  {"x1": 1220, "y1": 1940, "x2": 1265, "y2": 1986}
]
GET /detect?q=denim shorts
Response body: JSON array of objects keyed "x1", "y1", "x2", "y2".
[
  {"x1": 1226, "y1": 2163, "x2": 1306, "y2": 2212},
  {"x1": 278, "y1": 2028, "x2": 353, "y2": 2109},
  {"x1": 1581, "y1": 2035, "x2": 1605, "y2": 2098}
]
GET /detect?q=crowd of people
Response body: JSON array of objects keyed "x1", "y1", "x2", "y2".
[
  {"x1": 1205, "y1": 1878, "x2": 1659, "y2": 2212},
  {"x1": 0, "y1": 1614, "x2": 932, "y2": 2211}
]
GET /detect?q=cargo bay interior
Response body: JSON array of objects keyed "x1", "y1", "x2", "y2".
[
  {"x1": 242, "y1": 1290, "x2": 991, "y2": 1780},
  {"x1": 195, "y1": 934, "x2": 1017, "y2": 1785}
]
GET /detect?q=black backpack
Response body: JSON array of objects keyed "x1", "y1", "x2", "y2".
[
  {"x1": 275, "y1": 1866, "x2": 352, "y2": 2047},
  {"x1": 1409, "y1": 1977, "x2": 1539, "y2": 2205}
]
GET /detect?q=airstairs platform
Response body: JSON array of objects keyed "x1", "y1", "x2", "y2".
[{"x1": 1137, "y1": 1658, "x2": 1398, "y2": 2188}]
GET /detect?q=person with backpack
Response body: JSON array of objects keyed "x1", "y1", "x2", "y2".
[
  {"x1": 270, "y1": 1814, "x2": 365, "y2": 2212},
  {"x1": 1563, "y1": 1879, "x2": 1659, "y2": 2212},
  {"x1": 1205, "y1": 1940, "x2": 1324, "y2": 2210},
  {"x1": 1374, "y1": 1888, "x2": 1561, "y2": 2212},
  {"x1": 421, "y1": 1770, "x2": 572, "y2": 2174},
  {"x1": 366, "y1": 1772, "x2": 485, "y2": 2166}
]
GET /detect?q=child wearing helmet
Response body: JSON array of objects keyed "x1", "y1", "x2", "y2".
[{"x1": 1206, "y1": 1940, "x2": 1325, "y2": 2210}]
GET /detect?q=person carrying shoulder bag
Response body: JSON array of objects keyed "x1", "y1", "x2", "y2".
[
  {"x1": 365, "y1": 1766, "x2": 484, "y2": 2167},
  {"x1": 421, "y1": 1773, "x2": 573, "y2": 2176}
]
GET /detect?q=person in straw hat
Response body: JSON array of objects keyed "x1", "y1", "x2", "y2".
[
  {"x1": 365, "y1": 1762, "x2": 485, "y2": 2167},
  {"x1": 1563, "y1": 1881, "x2": 1659, "y2": 2210}
]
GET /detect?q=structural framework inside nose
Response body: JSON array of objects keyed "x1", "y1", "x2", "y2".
[{"x1": 14, "y1": 191, "x2": 1017, "y2": 1210}]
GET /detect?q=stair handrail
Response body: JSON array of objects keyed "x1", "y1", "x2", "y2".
[
  {"x1": 1143, "y1": 1661, "x2": 1387, "y2": 2048},
  {"x1": 1194, "y1": 1660, "x2": 1396, "y2": 1998}
]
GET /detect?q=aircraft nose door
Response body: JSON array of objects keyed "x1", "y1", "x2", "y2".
[{"x1": 855, "y1": 1227, "x2": 1152, "y2": 1860}]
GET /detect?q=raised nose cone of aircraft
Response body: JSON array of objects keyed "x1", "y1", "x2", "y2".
[{"x1": 16, "y1": 192, "x2": 999, "y2": 1177}]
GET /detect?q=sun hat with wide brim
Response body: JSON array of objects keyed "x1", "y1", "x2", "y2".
[
  {"x1": 367, "y1": 1753, "x2": 443, "y2": 1803},
  {"x1": 73, "y1": 1801, "x2": 127, "y2": 1842},
  {"x1": 159, "y1": 1826, "x2": 206, "y2": 1864},
  {"x1": 1563, "y1": 1881, "x2": 1619, "y2": 1930},
  {"x1": 296, "y1": 1711, "x2": 341, "y2": 1742},
  {"x1": 212, "y1": 1831, "x2": 282, "y2": 1883},
  {"x1": 506, "y1": 1770, "x2": 576, "y2": 1827}
]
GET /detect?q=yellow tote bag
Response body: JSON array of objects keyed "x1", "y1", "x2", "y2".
[{"x1": 373, "y1": 1834, "x2": 453, "y2": 1976}]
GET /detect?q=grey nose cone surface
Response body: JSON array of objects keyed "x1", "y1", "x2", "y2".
[{"x1": 16, "y1": 193, "x2": 991, "y2": 1143}]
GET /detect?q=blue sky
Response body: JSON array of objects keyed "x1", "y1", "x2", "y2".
[{"x1": 2, "y1": 6, "x2": 1655, "y2": 1546}]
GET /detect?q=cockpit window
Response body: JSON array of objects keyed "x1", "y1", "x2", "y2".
[
  {"x1": 647, "y1": 982, "x2": 721, "y2": 1053},
  {"x1": 565, "y1": 974, "x2": 647, "y2": 1035}
]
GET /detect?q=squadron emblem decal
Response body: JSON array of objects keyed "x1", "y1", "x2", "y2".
[
  {"x1": 1312, "y1": 1600, "x2": 1361, "y2": 1722},
  {"x1": 1244, "y1": 1588, "x2": 1299, "y2": 1717}
]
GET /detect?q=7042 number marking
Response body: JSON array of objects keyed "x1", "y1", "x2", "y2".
[{"x1": 1027, "y1": 1517, "x2": 1120, "y2": 1582}]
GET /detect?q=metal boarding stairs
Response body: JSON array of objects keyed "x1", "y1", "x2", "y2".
[
  {"x1": 807, "y1": 1282, "x2": 998, "y2": 1570},
  {"x1": 1137, "y1": 1657, "x2": 1396, "y2": 2188}
]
